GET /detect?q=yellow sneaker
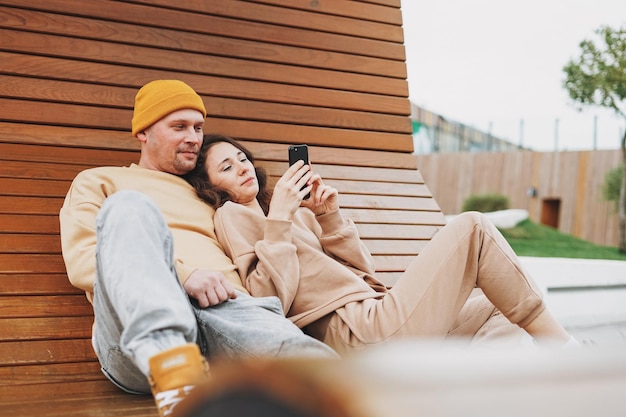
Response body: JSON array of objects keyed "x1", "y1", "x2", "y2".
[{"x1": 148, "y1": 343, "x2": 210, "y2": 417}]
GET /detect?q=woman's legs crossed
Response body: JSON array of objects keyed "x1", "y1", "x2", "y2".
[
  {"x1": 325, "y1": 212, "x2": 564, "y2": 350},
  {"x1": 446, "y1": 292, "x2": 531, "y2": 347}
]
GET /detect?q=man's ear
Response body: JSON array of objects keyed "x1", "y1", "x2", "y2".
[{"x1": 136, "y1": 130, "x2": 147, "y2": 143}]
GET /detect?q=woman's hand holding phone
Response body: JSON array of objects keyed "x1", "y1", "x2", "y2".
[
  {"x1": 286, "y1": 144, "x2": 338, "y2": 216},
  {"x1": 267, "y1": 160, "x2": 313, "y2": 221}
]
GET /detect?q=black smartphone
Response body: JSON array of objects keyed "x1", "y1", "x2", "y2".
[
  {"x1": 288, "y1": 144, "x2": 310, "y2": 199},
  {"x1": 288, "y1": 144, "x2": 309, "y2": 167}
]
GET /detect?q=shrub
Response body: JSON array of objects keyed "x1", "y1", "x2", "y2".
[
  {"x1": 462, "y1": 193, "x2": 509, "y2": 213},
  {"x1": 602, "y1": 165, "x2": 623, "y2": 211}
]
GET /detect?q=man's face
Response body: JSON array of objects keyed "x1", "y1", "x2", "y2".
[{"x1": 137, "y1": 109, "x2": 205, "y2": 175}]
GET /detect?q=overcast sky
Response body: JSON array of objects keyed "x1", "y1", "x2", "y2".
[{"x1": 401, "y1": 1, "x2": 626, "y2": 151}]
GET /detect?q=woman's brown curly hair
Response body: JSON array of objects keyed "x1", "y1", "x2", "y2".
[{"x1": 184, "y1": 134, "x2": 272, "y2": 215}]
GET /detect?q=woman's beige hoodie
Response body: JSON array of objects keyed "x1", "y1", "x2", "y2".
[{"x1": 214, "y1": 201, "x2": 388, "y2": 328}]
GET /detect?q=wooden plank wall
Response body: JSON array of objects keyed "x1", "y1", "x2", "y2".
[
  {"x1": 0, "y1": 0, "x2": 436, "y2": 286},
  {"x1": 415, "y1": 150, "x2": 622, "y2": 247},
  {"x1": 0, "y1": 0, "x2": 412, "y2": 151},
  {"x1": 0, "y1": 0, "x2": 448, "y2": 398}
]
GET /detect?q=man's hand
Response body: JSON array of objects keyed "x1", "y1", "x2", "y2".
[{"x1": 183, "y1": 269, "x2": 237, "y2": 307}]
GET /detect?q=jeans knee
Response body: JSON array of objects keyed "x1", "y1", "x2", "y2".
[
  {"x1": 101, "y1": 190, "x2": 156, "y2": 216},
  {"x1": 98, "y1": 191, "x2": 162, "y2": 229}
]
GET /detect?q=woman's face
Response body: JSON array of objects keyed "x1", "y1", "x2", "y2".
[{"x1": 204, "y1": 141, "x2": 259, "y2": 204}]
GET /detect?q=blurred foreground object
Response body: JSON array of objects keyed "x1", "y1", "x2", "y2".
[
  {"x1": 175, "y1": 341, "x2": 626, "y2": 417},
  {"x1": 173, "y1": 357, "x2": 361, "y2": 417}
]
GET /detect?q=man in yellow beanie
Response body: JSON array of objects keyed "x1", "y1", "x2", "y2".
[{"x1": 59, "y1": 80, "x2": 337, "y2": 417}]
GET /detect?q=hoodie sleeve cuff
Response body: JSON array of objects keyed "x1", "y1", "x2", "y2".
[
  {"x1": 264, "y1": 218, "x2": 292, "y2": 243},
  {"x1": 316, "y1": 209, "x2": 344, "y2": 236}
]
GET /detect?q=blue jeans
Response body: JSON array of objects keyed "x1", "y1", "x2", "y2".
[{"x1": 92, "y1": 190, "x2": 337, "y2": 394}]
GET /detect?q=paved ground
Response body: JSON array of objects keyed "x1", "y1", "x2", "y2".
[
  {"x1": 568, "y1": 322, "x2": 626, "y2": 345},
  {"x1": 520, "y1": 256, "x2": 626, "y2": 345}
]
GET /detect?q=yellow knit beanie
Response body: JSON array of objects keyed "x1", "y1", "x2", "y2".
[{"x1": 131, "y1": 80, "x2": 207, "y2": 136}]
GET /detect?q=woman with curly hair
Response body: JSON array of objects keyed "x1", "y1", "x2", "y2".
[{"x1": 185, "y1": 134, "x2": 578, "y2": 354}]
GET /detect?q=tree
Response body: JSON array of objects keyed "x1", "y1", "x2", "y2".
[{"x1": 563, "y1": 25, "x2": 626, "y2": 253}]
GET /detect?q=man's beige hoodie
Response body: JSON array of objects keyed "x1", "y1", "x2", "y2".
[{"x1": 60, "y1": 164, "x2": 243, "y2": 303}]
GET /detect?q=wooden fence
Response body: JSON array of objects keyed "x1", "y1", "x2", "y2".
[{"x1": 415, "y1": 149, "x2": 622, "y2": 247}]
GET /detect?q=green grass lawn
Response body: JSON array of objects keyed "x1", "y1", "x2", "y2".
[{"x1": 499, "y1": 219, "x2": 626, "y2": 261}]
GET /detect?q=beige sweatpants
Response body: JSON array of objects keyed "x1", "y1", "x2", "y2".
[{"x1": 320, "y1": 211, "x2": 544, "y2": 354}]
